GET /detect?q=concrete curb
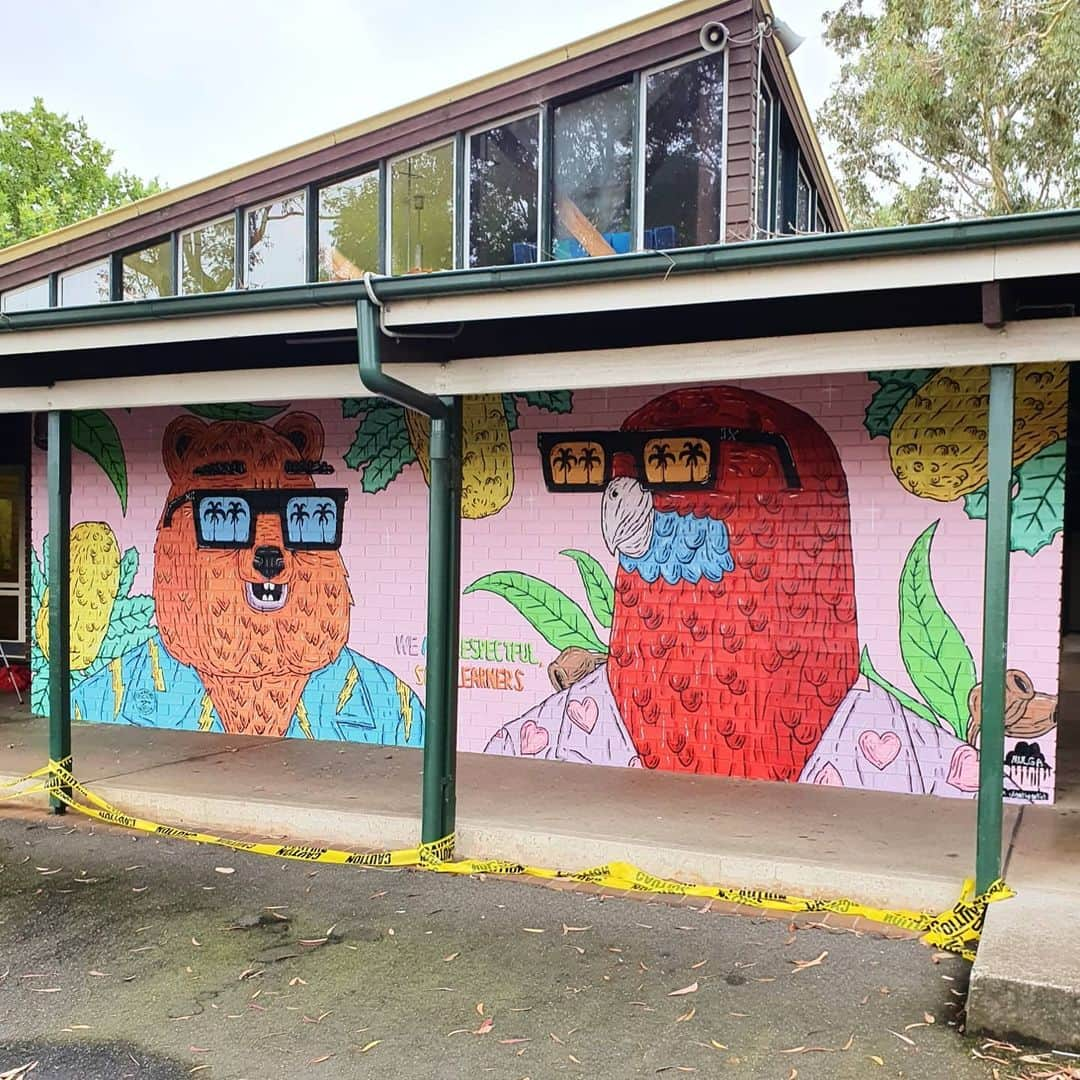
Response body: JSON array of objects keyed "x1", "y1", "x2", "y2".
[{"x1": 2, "y1": 772, "x2": 962, "y2": 914}]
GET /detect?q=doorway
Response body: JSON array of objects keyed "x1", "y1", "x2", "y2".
[{"x1": 0, "y1": 415, "x2": 31, "y2": 660}]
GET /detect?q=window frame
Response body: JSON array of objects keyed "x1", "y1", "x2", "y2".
[
  {"x1": 795, "y1": 161, "x2": 813, "y2": 234},
  {"x1": 178, "y1": 214, "x2": 238, "y2": 296},
  {"x1": 242, "y1": 188, "x2": 308, "y2": 290},
  {"x1": 548, "y1": 75, "x2": 636, "y2": 260},
  {"x1": 385, "y1": 137, "x2": 458, "y2": 275},
  {"x1": 463, "y1": 108, "x2": 544, "y2": 269},
  {"x1": 118, "y1": 235, "x2": 175, "y2": 301},
  {"x1": 0, "y1": 277, "x2": 51, "y2": 314},
  {"x1": 315, "y1": 166, "x2": 382, "y2": 282},
  {"x1": 755, "y1": 81, "x2": 776, "y2": 238},
  {"x1": 57, "y1": 259, "x2": 111, "y2": 308},
  {"x1": 636, "y1": 48, "x2": 730, "y2": 251}
]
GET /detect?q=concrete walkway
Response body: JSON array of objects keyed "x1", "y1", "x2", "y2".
[
  {"x1": 1, "y1": 688, "x2": 1077, "y2": 1049},
  {"x1": 0, "y1": 704, "x2": 1009, "y2": 913}
]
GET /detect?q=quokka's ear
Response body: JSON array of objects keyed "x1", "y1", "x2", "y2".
[
  {"x1": 273, "y1": 412, "x2": 325, "y2": 462},
  {"x1": 162, "y1": 415, "x2": 209, "y2": 484}
]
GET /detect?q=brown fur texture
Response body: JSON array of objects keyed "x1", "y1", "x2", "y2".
[{"x1": 153, "y1": 413, "x2": 351, "y2": 736}]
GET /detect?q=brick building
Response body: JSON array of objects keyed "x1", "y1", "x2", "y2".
[{"x1": 1, "y1": 0, "x2": 1078, "y2": 894}]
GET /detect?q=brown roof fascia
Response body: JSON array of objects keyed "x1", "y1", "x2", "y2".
[{"x1": 1, "y1": 0, "x2": 757, "y2": 292}]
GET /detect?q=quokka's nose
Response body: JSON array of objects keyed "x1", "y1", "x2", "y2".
[{"x1": 253, "y1": 545, "x2": 285, "y2": 580}]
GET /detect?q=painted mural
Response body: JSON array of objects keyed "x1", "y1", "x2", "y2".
[
  {"x1": 29, "y1": 364, "x2": 1066, "y2": 802},
  {"x1": 31, "y1": 410, "x2": 422, "y2": 744}
]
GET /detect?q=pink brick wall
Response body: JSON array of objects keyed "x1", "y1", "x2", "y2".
[{"x1": 29, "y1": 366, "x2": 1066, "y2": 802}]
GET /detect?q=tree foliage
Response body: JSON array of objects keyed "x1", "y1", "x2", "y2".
[
  {"x1": 0, "y1": 97, "x2": 161, "y2": 248},
  {"x1": 819, "y1": 0, "x2": 1080, "y2": 227}
]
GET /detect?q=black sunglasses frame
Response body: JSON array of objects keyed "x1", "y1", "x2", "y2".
[
  {"x1": 162, "y1": 488, "x2": 350, "y2": 551},
  {"x1": 537, "y1": 427, "x2": 802, "y2": 493}
]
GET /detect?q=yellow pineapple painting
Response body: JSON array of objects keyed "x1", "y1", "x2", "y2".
[{"x1": 342, "y1": 391, "x2": 573, "y2": 519}]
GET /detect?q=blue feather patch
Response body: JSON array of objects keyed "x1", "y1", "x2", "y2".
[{"x1": 620, "y1": 510, "x2": 735, "y2": 585}]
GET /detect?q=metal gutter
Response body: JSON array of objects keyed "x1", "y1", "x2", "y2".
[
  {"x1": 355, "y1": 297, "x2": 461, "y2": 848},
  {"x1": 4, "y1": 209, "x2": 1080, "y2": 334}
]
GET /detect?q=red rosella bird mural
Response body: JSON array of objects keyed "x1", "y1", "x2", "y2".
[{"x1": 602, "y1": 386, "x2": 859, "y2": 781}]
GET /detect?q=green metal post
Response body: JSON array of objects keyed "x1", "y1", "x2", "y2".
[
  {"x1": 47, "y1": 410, "x2": 72, "y2": 812},
  {"x1": 441, "y1": 396, "x2": 462, "y2": 840},
  {"x1": 354, "y1": 298, "x2": 458, "y2": 847},
  {"x1": 976, "y1": 363, "x2": 1014, "y2": 892},
  {"x1": 424, "y1": 410, "x2": 453, "y2": 844}
]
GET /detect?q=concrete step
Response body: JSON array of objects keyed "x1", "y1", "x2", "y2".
[{"x1": 967, "y1": 889, "x2": 1080, "y2": 1050}]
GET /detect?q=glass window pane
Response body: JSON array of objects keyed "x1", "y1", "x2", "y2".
[
  {"x1": 0, "y1": 473, "x2": 20, "y2": 586},
  {"x1": 0, "y1": 595, "x2": 17, "y2": 642},
  {"x1": 122, "y1": 241, "x2": 172, "y2": 300},
  {"x1": 815, "y1": 207, "x2": 827, "y2": 233},
  {"x1": 796, "y1": 168, "x2": 812, "y2": 233},
  {"x1": 552, "y1": 84, "x2": 633, "y2": 259},
  {"x1": 318, "y1": 171, "x2": 379, "y2": 281},
  {"x1": 755, "y1": 90, "x2": 772, "y2": 236},
  {"x1": 775, "y1": 142, "x2": 786, "y2": 232},
  {"x1": 180, "y1": 217, "x2": 236, "y2": 294},
  {"x1": 468, "y1": 114, "x2": 539, "y2": 267},
  {"x1": 390, "y1": 143, "x2": 454, "y2": 275},
  {"x1": 246, "y1": 192, "x2": 306, "y2": 289},
  {"x1": 644, "y1": 54, "x2": 726, "y2": 249},
  {"x1": 58, "y1": 260, "x2": 110, "y2": 306},
  {"x1": 0, "y1": 278, "x2": 49, "y2": 313}
]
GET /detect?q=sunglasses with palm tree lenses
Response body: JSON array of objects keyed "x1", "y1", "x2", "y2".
[
  {"x1": 538, "y1": 428, "x2": 802, "y2": 493},
  {"x1": 162, "y1": 488, "x2": 349, "y2": 550}
]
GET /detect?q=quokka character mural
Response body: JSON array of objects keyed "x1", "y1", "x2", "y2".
[{"x1": 60, "y1": 412, "x2": 423, "y2": 743}]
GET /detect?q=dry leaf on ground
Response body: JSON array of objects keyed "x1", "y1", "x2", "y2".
[{"x1": 789, "y1": 951, "x2": 828, "y2": 973}]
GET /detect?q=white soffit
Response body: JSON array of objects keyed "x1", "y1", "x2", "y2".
[
  {"x1": 381, "y1": 239, "x2": 1080, "y2": 328},
  {"x1": 2, "y1": 317, "x2": 1076, "y2": 414},
  {"x1": 0, "y1": 306, "x2": 357, "y2": 357}
]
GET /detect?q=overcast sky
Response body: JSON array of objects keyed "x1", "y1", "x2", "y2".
[{"x1": 2, "y1": 1, "x2": 841, "y2": 189}]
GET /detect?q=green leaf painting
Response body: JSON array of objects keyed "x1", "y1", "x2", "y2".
[
  {"x1": 29, "y1": 546, "x2": 45, "y2": 608},
  {"x1": 344, "y1": 404, "x2": 417, "y2": 494},
  {"x1": 78, "y1": 595, "x2": 157, "y2": 683},
  {"x1": 963, "y1": 439, "x2": 1065, "y2": 556},
  {"x1": 898, "y1": 521, "x2": 977, "y2": 740},
  {"x1": 502, "y1": 393, "x2": 520, "y2": 432},
  {"x1": 117, "y1": 547, "x2": 139, "y2": 599},
  {"x1": 864, "y1": 369, "x2": 935, "y2": 438},
  {"x1": 72, "y1": 410, "x2": 127, "y2": 514},
  {"x1": 342, "y1": 398, "x2": 380, "y2": 419},
  {"x1": 465, "y1": 571, "x2": 607, "y2": 653},
  {"x1": 859, "y1": 646, "x2": 937, "y2": 725},
  {"x1": 519, "y1": 390, "x2": 573, "y2": 414},
  {"x1": 560, "y1": 548, "x2": 615, "y2": 629},
  {"x1": 184, "y1": 403, "x2": 288, "y2": 422}
]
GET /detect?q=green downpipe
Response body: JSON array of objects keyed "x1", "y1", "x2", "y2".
[
  {"x1": 442, "y1": 396, "x2": 462, "y2": 839},
  {"x1": 47, "y1": 410, "x2": 72, "y2": 812},
  {"x1": 976, "y1": 363, "x2": 1014, "y2": 892},
  {"x1": 355, "y1": 299, "x2": 460, "y2": 847}
]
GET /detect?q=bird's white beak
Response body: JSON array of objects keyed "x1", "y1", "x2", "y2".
[{"x1": 601, "y1": 477, "x2": 654, "y2": 558}]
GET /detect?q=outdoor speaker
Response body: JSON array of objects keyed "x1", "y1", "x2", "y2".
[{"x1": 699, "y1": 21, "x2": 729, "y2": 52}]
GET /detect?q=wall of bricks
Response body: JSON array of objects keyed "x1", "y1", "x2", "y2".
[{"x1": 29, "y1": 366, "x2": 1067, "y2": 802}]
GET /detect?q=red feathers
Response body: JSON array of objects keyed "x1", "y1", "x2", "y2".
[{"x1": 608, "y1": 387, "x2": 858, "y2": 780}]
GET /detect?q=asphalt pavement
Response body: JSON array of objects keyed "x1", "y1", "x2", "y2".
[{"x1": 0, "y1": 808, "x2": 1065, "y2": 1080}]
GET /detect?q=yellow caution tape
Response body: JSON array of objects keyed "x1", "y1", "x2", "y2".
[{"x1": 2, "y1": 760, "x2": 1012, "y2": 961}]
